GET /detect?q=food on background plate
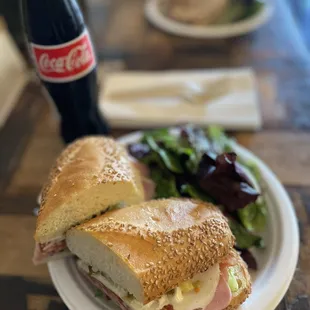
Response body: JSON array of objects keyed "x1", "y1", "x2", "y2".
[
  {"x1": 128, "y1": 125, "x2": 267, "y2": 269},
  {"x1": 67, "y1": 198, "x2": 251, "y2": 310},
  {"x1": 160, "y1": 0, "x2": 229, "y2": 25},
  {"x1": 33, "y1": 136, "x2": 148, "y2": 265},
  {"x1": 159, "y1": 0, "x2": 264, "y2": 25}
]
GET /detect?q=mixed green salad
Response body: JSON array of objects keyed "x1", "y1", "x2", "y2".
[
  {"x1": 128, "y1": 125, "x2": 267, "y2": 269},
  {"x1": 214, "y1": 0, "x2": 264, "y2": 25}
]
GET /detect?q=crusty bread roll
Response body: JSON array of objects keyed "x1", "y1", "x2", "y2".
[
  {"x1": 66, "y1": 198, "x2": 235, "y2": 304},
  {"x1": 35, "y1": 136, "x2": 145, "y2": 243},
  {"x1": 224, "y1": 250, "x2": 252, "y2": 310}
]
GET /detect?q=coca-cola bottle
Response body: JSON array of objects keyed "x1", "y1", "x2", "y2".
[{"x1": 21, "y1": 0, "x2": 110, "y2": 143}]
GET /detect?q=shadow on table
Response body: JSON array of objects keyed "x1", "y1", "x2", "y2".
[{"x1": 0, "y1": 275, "x2": 68, "y2": 310}]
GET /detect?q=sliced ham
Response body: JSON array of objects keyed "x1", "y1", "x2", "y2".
[
  {"x1": 130, "y1": 157, "x2": 155, "y2": 200},
  {"x1": 84, "y1": 272, "x2": 130, "y2": 310},
  {"x1": 131, "y1": 159, "x2": 151, "y2": 178},
  {"x1": 32, "y1": 240, "x2": 67, "y2": 265},
  {"x1": 204, "y1": 267, "x2": 232, "y2": 310},
  {"x1": 141, "y1": 177, "x2": 156, "y2": 201}
]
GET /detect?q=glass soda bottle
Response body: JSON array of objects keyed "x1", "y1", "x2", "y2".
[{"x1": 21, "y1": 0, "x2": 110, "y2": 143}]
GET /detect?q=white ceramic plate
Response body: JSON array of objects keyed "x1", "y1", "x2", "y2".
[
  {"x1": 144, "y1": 0, "x2": 273, "y2": 39},
  {"x1": 48, "y1": 131, "x2": 299, "y2": 310}
]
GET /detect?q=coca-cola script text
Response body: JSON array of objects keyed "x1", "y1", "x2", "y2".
[{"x1": 31, "y1": 30, "x2": 96, "y2": 82}]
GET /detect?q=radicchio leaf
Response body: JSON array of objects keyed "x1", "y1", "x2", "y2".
[
  {"x1": 197, "y1": 152, "x2": 259, "y2": 211},
  {"x1": 128, "y1": 143, "x2": 151, "y2": 160}
]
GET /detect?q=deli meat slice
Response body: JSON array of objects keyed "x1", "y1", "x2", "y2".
[
  {"x1": 131, "y1": 158, "x2": 151, "y2": 178},
  {"x1": 204, "y1": 266, "x2": 232, "y2": 310},
  {"x1": 141, "y1": 177, "x2": 156, "y2": 201},
  {"x1": 82, "y1": 270, "x2": 173, "y2": 310},
  {"x1": 32, "y1": 240, "x2": 67, "y2": 265},
  {"x1": 84, "y1": 273, "x2": 130, "y2": 310},
  {"x1": 130, "y1": 158, "x2": 155, "y2": 200}
]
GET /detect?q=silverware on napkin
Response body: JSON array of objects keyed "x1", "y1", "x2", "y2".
[{"x1": 107, "y1": 77, "x2": 235, "y2": 105}]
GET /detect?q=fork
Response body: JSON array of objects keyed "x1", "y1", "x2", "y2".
[{"x1": 107, "y1": 77, "x2": 233, "y2": 105}]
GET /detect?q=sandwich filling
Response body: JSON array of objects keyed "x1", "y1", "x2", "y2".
[
  {"x1": 78, "y1": 258, "x2": 237, "y2": 310},
  {"x1": 32, "y1": 237, "x2": 68, "y2": 265},
  {"x1": 33, "y1": 204, "x2": 126, "y2": 265}
]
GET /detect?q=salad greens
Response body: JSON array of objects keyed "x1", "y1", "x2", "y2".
[
  {"x1": 214, "y1": 0, "x2": 264, "y2": 25},
  {"x1": 151, "y1": 169, "x2": 180, "y2": 199},
  {"x1": 238, "y1": 201, "x2": 267, "y2": 233},
  {"x1": 128, "y1": 125, "x2": 267, "y2": 269},
  {"x1": 180, "y1": 184, "x2": 215, "y2": 204},
  {"x1": 228, "y1": 217, "x2": 264, "y2": 249}
]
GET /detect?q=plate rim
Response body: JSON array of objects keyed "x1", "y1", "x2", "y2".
[
  {"x1": 48, "y1": 130, "x2": 299, "y2": 310},
  {"x1": 144, "y1": 0, "x2": 274, "y2": 39}
]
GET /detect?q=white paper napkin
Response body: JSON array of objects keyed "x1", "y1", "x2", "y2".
[{"x1": 99, "y1": 68, "x2": 262, "y2": 130}]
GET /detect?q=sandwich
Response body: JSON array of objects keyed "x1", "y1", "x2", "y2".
[
  {"x1": 67, "y1": 198, "x2": 251, "y2": 310},
  {"x1": 33, "y1": 136, "x2": 146, "y2": 265}
]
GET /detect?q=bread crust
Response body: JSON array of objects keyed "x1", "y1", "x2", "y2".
[
  {"x1": 68, "y1": 198, "x2": 235, "y2": 304},
  {"x1": 224, "y1": 249, "x2": 252, "y2": 310},
  {"x1": 35, "y1": 136, "x2": 144, "y2": 242}
]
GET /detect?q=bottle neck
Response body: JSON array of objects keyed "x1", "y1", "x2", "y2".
[{"x1": 23, "y1": 0, "x2": 85, "y2": 45}]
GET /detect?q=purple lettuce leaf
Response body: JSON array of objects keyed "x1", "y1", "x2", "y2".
[{"x1": 197, "y1": 152, "x2": 259, "y2": 211}]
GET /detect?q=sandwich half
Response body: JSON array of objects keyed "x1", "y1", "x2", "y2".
[
  {"x1": 33, "y1": 136, "x2": 145, "y2": 265},
  {"x1": 67, "y1": 198, "x2": 251, "y2": 310}
]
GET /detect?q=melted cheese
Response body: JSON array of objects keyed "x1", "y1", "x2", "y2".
[{"x1": 78, "y1": 260, "x2": 220, "y2": 310}]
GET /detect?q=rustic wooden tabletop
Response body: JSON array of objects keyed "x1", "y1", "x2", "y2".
[{"x1": 0, "y1": 0, "x2": 309, "y2": 309}]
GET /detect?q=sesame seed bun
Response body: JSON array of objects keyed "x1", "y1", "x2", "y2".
[
  {"x1": 224, "y1": 249, "x2": 252, "y2": 310},
  {"x1": 66, "y1": 198, "x2": 235, "y2": 304},
  {"x1": 35, "y1": 136, "x2": 145, "y2": 243}
]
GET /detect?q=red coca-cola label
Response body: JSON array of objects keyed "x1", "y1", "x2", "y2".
[{"x1": 31, "y1": 30, "x2": 96, "y2": 83}]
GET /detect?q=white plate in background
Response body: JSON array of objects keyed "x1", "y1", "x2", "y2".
[
  {"x1": 145, "y1": 0, "x2": 273, "y2": 39},
  {"x1": 48, "y1": 130, "x2": 299, "y2": 310}
]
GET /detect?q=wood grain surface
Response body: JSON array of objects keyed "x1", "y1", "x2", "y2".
[{"x1": 1, "y1": 0, "x2": 310, "y2": 309}]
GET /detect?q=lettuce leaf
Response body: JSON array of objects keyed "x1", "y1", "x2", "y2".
[
  {"x1": 228, "y1": 217, "x2": 264, "y2": 249},
  {"x1": 180, "y1": 184, "x2": 215, "y2": 204},
  {"x1": 238, "y1": 201, "x2": 267, "y2": 233},
  {"x1": 150, "y1": 168, "x2": 180, "y2": 198},
  {"x1": 145, "y1": 135, "x2": 184, "y2": 174}
]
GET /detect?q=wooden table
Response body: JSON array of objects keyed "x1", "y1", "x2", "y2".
[{"x1": 1, "y1": 0, "x2": 310, "y2": 309}]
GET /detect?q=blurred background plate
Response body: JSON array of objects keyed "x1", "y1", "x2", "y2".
[
  {"x1": 145, "y1": 0, "x2": 273, "y2": 39},
  {"x1": 48, "y1": 130, "x2": 299, "y2": 310}
]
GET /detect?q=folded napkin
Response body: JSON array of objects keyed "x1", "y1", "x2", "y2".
[{"x1": 99, "y1": 68, "x2": 262, "y2": 130}]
